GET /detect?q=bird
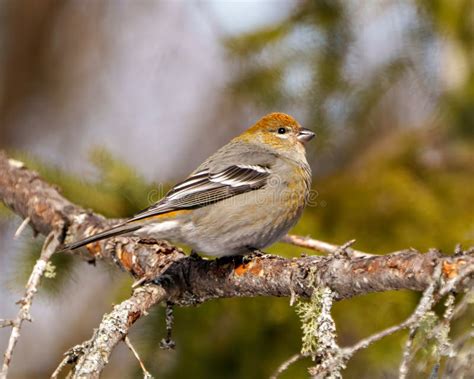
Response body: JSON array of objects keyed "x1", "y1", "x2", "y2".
[{"x1": 65, "y1": 112, "x2": 315, "y2": 257}]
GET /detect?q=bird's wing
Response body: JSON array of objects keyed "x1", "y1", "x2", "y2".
[
  {"x1": 63, "y1": 164, "x2": 272, "y2": 251},
  {"x1": 126, "y1": 164, "x2": 272, "y2": 223}
]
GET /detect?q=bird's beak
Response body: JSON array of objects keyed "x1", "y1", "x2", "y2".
[{"x1": 297, "y1": 128, "x2": 316, "y2": 143}]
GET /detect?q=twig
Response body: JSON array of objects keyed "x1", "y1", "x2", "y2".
[
  {"x1": 124, "y1": 336, "x2": 153, "y2": 379},
  {"x1": 444, "y1": 329, "x2": 474, "y2": 377},
  {"x1": 425, "y1": 293, "x2": 455, "y2": 376},
  {"x1": 1, "y1": 227, "x2": 62, "y2": 378},
  {"x1": 416, "y1": 279, "x2": 473, "y2": 377},
  {"x1": 0, "y1": 320, "x2": 14, "y2": 328},
  {"x1": 51, "y1": 342, "x2": 90, "y2": 379},
  {"x1": 50, "y1": 355, "x2": 71, "y2": 379},
  {"x1": 452, "y1": 329, "x2": 474, "y2": 351},
  {"x1": 398, "y1": 264, "x2": 442, "y2": 379},
  {"x1": 13, "y1": 216, "x2": 30, "y2": 239},
  {"x1": 452, "y1": 290, "x2": 474, "y2": 321},
  {"x1": 398, "y1": 326, "x2": 417, "y2": 378},
  {"x1": 333, "y1": 239, "x2": 356, "y2": 259},
  {"x1": 270, "y1": 353, "x2": 303, "y2": 379},
  {"x1": 438, "y1": 264, "x2": 474, "y2": 297},
  {"x1": 281, "y1": 234, "x2": 373, "y2": 257},
  {"x1": 343, "y1": 318, "x2": 414, "y2": 358}
]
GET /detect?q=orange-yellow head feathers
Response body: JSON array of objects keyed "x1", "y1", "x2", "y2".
[{"x1": 236, "y1": 112, "x2": 315, "y2": 159}]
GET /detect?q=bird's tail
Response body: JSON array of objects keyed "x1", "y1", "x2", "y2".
[{"x1": 64, "y1": 222, "x2": 142, "y2": 250}]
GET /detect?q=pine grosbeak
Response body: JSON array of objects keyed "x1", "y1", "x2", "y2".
[{"x1": 66, "y1": 112, "x2": 315, "y2": 256}]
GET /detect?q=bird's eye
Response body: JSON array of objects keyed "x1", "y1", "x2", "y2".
[{"x1": 277, "y1": 127, "x2": 286, "y2": 134}]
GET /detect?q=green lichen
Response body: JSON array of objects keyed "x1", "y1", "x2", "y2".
[
  {"x1": 295, "y1": 278, "x2": 343, "y2": 378},
  {"x1": 43, "y1": 261, "x2": 57, "y2": 279}
]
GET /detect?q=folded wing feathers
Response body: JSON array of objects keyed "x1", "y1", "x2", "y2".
[
  {"x1": 125, "y1": 165, "x2": 271, "y2": 223},
  {"x1": 172, "y1": 171, "x2": 209, "y2": 190},
  {"x1": 168, "y1": 165, "x2": 270, "y2": 201}
]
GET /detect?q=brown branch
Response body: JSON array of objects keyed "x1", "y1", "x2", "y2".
[
  {"x1": 2, "y1": 151, "x2": 471, "y2": 299},
  {"x1": 1, "y1": 151, "x2": 473, "y2": 377},
  {"x1": 270, "y1": 353, "x2": 303, "y2": 379}
]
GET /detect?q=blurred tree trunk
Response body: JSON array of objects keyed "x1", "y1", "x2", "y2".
[
  {"x1": 0, "y1": 0, "x2": 62, "y2": 146},
  {"x1": 0, "y1": 0, "x2": 107, "y2": 148}
]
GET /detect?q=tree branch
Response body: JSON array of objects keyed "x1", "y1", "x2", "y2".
[
  {"x1": 1, "y1": 151, "x2": 473, "y2": 377},
  {"x1": 1, "y1": 227, "x2": 63, "y2": 378},
  {"x1": 70, "y1": 284, "x2": 167, "y2": 379}
]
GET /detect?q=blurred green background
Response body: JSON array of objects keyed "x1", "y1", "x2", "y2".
[{"x1": 0, "y1": 1, "x2": 473, "y2": 378}]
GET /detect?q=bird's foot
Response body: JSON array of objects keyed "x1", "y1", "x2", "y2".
[{"x1": 243, "y1": 248, "x2": 267, "y2": 263}]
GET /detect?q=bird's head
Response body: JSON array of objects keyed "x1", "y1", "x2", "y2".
[{"x1": 236, "y1": 113, "x2": 315, "y2": 159}]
